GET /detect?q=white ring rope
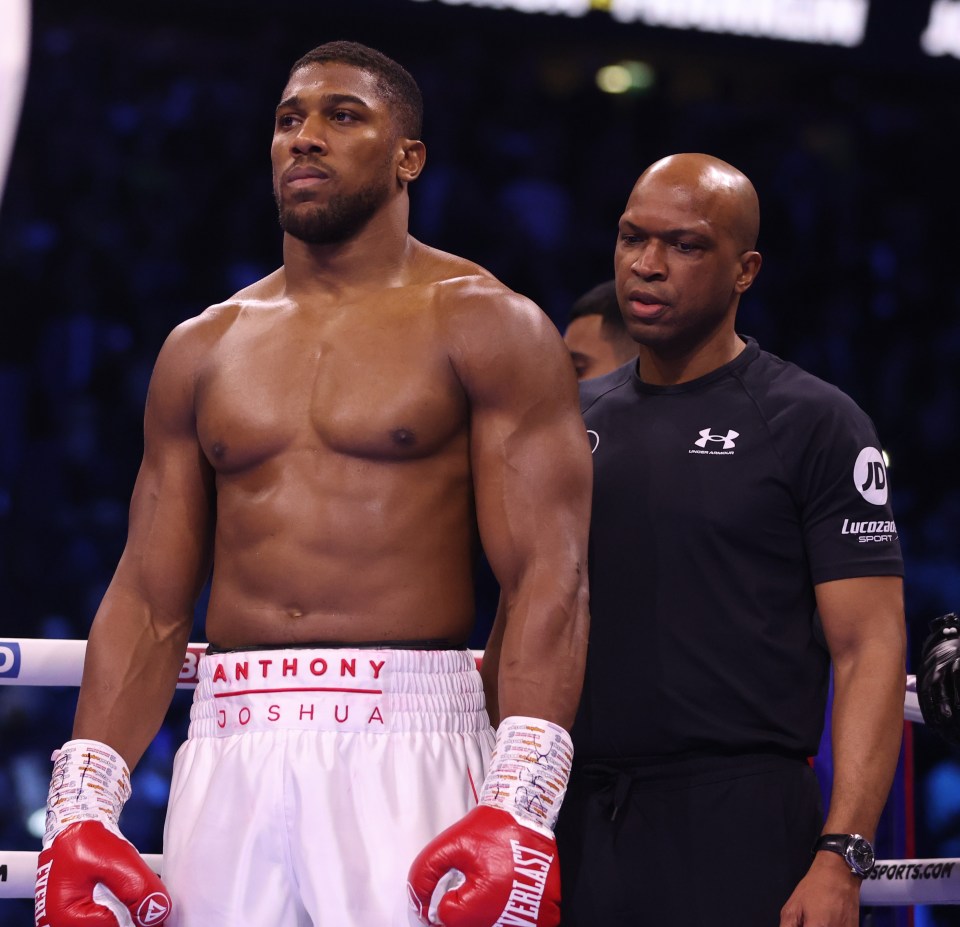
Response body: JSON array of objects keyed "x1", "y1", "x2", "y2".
[
  {"x1": 904, "y1": 673, "x2": 923, "y2": 724},
  {"x1": 862, "y1": 859, "x2": 960, "y2": 905},
  {"x1": 0, "y1": 641, "x2": 949, "y2": 905},
  {"x1": 0, "y1": 639, "x2": 926, "y2": 709},
  {"x1": 1, "y1": 853, "x2": 162, "y2": 901},
  {"x1": 0, "y1": 639, "x2": 486, "y2": 689},
  {"x1": 4, "y1": 849, "x2": 960, "y2": 904},
  {"x1": 0, "y1": 638, "x2": 208, "y2": 688}
]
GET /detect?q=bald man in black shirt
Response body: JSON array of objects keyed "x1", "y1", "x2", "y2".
[{"x1": 556, "y1": 154, "x2": 905, "y2": 927}]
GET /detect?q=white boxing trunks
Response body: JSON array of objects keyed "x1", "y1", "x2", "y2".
[{"x1": 161, "y1": 646, "x2": 494, "y2": 927}]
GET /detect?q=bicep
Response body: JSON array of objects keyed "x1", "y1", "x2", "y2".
[
  {"x1": 465, "y1": 316, "x2": 592, "y2": 591},
  {"x1": 111, "y1": 330, "x2": 215, "y2": 618}
]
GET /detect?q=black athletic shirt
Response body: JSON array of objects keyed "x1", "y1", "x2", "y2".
[{"x1": 573, "y1": 337, "x2": 904, "y2": 761}]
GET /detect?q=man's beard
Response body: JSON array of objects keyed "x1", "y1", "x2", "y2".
[{"x1": 277, "y1": 178, "x2": 393, "y2": 245}]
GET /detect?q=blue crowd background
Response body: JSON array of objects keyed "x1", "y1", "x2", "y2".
[{"x1": 1, "y1": 1, "x2": 959, "y2": 924}]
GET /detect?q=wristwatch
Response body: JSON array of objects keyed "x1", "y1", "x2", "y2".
[{"x1": 813, "y1": 833, "x2": 876, "y2": 878}]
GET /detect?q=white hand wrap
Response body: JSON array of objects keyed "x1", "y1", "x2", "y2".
[
  {"x1": 43, "y1": 739, "x2": 132, "y2": 849},
  {"x1": 478, "y1": 715, "x2": 573, "y2": 838}
]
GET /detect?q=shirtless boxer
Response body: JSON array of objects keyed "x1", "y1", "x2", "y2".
[{"x1": 35, "y1": 41, "x2": 592, "y2": 927}]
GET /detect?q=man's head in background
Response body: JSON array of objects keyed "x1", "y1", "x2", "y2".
[{"x1": 564, "y1": 279, "x2": 637, "y2": 380}]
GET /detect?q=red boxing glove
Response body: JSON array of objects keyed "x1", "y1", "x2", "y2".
[
  {"x1": 407, "y1": 717, "x2": 572, "y2": 926},
  {"x1": 407, "y1": 805, "x2": 560, "y2": 927},
  {"x1": 36, "y1": 740, "x2": 172, "y2": 927},
  {"x1": 36, "y1": 821, "x2": 171, "y2": 927}
]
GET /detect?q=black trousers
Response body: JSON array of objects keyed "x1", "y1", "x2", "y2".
[{"x1": 556, "y1": 753, "x2": 823, "y2": 927}]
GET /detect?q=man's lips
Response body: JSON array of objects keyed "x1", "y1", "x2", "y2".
[
  {"x1": 284, "y1": 165, "x2": 330, "y2": 186},
  {"x1": 625, "y1": 293, "x2": 668, "y2": 319}
]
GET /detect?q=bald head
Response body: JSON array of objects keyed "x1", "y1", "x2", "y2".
[
  {"x1": 635, "y1": 153, "x2": 760, "y2": 252},
  {"x1": 614, "y1": 152, "x2": 764, "y2": 384}
]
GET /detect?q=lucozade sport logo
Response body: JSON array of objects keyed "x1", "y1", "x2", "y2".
[{"x1": 0, "y1": 642, "x2": 21, "y2": 678}]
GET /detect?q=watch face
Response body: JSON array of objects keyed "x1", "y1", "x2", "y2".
[{"x1": 846, "y1": 837, "x2": 876, "y2": 874}]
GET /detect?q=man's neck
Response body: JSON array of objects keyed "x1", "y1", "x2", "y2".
[
  {"x1": 637, "y1": 332, "x2": 746, "y2": 386},
  {"x1": 283, "y1": 236, "x2": 415, "y2": 296},
  {"x1": 281, "y1": 200, "x2": 415, "y2": 297}
]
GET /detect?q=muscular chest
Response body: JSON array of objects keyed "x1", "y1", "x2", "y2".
[{"x1": 196, "y1": 306, "x2": 465, "y2": 470}]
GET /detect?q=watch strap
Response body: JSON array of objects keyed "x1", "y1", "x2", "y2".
[
  {"x1": 813, "y1": 833, "x2": 874, "y2": 877},
  {"x1": 813, "y1": 834, "x2": 849, "y2": 855}
]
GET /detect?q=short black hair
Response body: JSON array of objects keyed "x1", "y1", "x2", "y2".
[
  {"x1": 569, "y1": 280, "x2": 625, "y2": 335},
  {"x1": 290, "y1": 41, "x2": 423, "y2": 139}
]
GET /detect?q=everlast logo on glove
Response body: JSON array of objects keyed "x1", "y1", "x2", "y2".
[
  {"x1": 37, "y1": 741, "x2": 173, "y2": 927},
  {"x1": 493, "y1": 841, "x2": 554, "y2": 927},
  {"x1": 34, "y1": 859, "x2": 53, "y2": 925},
  {"x1": 407, "y1": 717, "x2": 570, "y2": 927}
]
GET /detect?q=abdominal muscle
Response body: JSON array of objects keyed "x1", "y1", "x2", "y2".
[{"x1": 202, "y1": 448, "x2": 480, "y2": 650}]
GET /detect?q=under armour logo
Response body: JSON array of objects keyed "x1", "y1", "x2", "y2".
[{"x1": 694, "y1": 428, "x2": 739, "y2": 450}]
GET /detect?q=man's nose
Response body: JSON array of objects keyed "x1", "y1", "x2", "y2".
[
  {"x1": 632, "y1": 241, "x2": 667, "y2": 278},
  {"x1": 291, "y1": 117, "x2": 327, "y2": 155}
]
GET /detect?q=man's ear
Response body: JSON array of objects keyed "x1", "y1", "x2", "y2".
[
  {"x1": 735, "y1": 250, "x2": 762, "y2": 294},
  {"x1": 397, "y1": 139, "x2": 426, "y2": 184}
]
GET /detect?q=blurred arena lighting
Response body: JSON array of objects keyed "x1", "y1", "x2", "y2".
[
  {"x1": 607, "y1": 0, "x2": 869, "y2": 45},
  {"x1": 410, "y1": 0, "x2": 870, "y2": 46},
  {"x1": 596, "y1": 60, "x2": 656, "y2": 94},
  {"x1": 409, "y1": 0, "x2": 592, "y2": 14},
  {"x1": 922, "y1": 0, "x2": 960, "y2": 57},
  {"x1": 27, "y1": 807, "x2": 46, "y2": 840}
]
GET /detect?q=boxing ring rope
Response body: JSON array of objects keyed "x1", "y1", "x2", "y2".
[{"x1": 0, "y1": 639, "x2": 954, "y2": 905}]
